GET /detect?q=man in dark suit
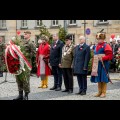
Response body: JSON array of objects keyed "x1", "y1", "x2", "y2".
[
  {"x1": 49, "y1": 33, "x2": 64, "y2": 91},
  {"x1": 73, "y1": 36, "x2": 90, "y2": 95}
]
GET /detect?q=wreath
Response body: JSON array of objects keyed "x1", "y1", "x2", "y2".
[{"x1": 5, "y1": 36, "x2": 32, "y2": 75}]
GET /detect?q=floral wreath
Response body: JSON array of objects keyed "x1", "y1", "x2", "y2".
[{"x1": 5, "y1": 31, "x2": 32, "y2": 75}]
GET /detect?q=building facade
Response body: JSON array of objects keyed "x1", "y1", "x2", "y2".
[
  {"x1": 1, "y1": 20, "x2": 120, "y2": 44},
  {"x1": 0, "y1": 20, "x2": 16, "y2": 43}
]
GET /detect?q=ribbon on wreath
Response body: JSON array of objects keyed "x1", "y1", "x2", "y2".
[{"x1": 5, "y1": 40, "x2": 32, "y2": 75}]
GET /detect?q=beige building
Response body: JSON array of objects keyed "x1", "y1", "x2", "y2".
[
  {"x1": 1, "y1": 20, "x2": 120, "y2": 44},
  {"x1": 0, "y1": 20, "x2": 16, "y2": 43}
]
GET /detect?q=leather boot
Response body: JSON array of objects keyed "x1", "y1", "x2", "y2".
[
  {"x1": 100, "y1": 82, "x2": 107, "y2": 98},
  {"x1": 13, "y1": 91, "x2": 23, "y2": 100},
  {"x1": 42, "y1": 76, "x2": 48, "y2": 88},
  {"x1": 38, "y1": 80, "x2": 44, "y2": 88},
  {"x1": 94, "y1": 82, "x2": 102, "y2": 97},
  {"x1": 45, "y1": 76, "x2": 48, "y2": 88},
  {"x1": 23, "y1": 92, "x2": 29, "y2": 100},
  {"x1": 42, "y1": 80, "x2": 47, "y2": 88}
]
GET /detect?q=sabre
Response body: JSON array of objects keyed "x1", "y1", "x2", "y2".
[{"x1": 101, "y1": 59, "x2": 113, "y2": 84}]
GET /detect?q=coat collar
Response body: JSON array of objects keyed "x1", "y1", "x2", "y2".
[{"x1": 79, "y1": 43, "x2": 86, "y2": 48}]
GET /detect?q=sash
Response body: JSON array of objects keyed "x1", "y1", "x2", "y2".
[
  {"x1": 39, "y1": 55, "x2": 45, "y2": 75},
  {"x1": 91, "y1": 54, "x2": 105, "y2": 76}
]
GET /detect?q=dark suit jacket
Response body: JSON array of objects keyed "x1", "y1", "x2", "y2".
[
  {"x1": 50, "y1": 40, "x2": 64, "y2": 66},
  {"x1": 73, "y1": 43, "x2": 91, "y2": 74}
]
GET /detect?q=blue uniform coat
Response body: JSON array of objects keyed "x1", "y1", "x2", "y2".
[{"x1": 73, "y1": 43, "x2": 91, "y2": 74}]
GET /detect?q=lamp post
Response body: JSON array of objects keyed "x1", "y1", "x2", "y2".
[
  {"x1": 64, "y1": 20, "x2": 67, "y2": 33},
  {"x1": 16, "y1": 20, "x2": 17, "y2": 36},
  {"x1": 82, "y1": 20, "x2": 88, "y2": 38}
]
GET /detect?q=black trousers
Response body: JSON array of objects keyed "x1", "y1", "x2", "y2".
[
  {"x1": 110, "y1": 58, "x2": 116, "y2": 71},
  {"x1": 0, "y1": 71, "x2": 3, "y2": 77},
  {"x1": 62, "y1": 68, "x2": 73, "y2": 91},
  {"x1": 77, "y1": 74, "x2": 87, "y2": 92},
  {"x1": 52, "y1": 66, "x2": 62, "y2": 88}
]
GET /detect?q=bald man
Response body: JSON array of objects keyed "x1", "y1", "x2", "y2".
[{"x1": 73, "y1": 36, "x2": 90, "y2": 95}]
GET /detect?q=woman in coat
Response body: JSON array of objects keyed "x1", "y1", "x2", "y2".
[{"x1": 36, "y1": 36, "x2": 51, "y2": 88}]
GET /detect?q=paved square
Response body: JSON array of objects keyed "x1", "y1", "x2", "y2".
[{"x1": 0, "y1": 72, "x2": 120, "y2": 100}]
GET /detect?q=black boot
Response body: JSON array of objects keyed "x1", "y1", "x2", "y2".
[
  {"x1": 13, "y1": 91, "x2": 23, "y2": 100},
  {"x1": 23, "y1": 92, "x2": 29, "y2": 100}
]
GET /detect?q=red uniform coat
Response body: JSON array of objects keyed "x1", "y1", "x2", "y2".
[{"x1": 36, "y1": 43, "x2": 51, "y2": 77}]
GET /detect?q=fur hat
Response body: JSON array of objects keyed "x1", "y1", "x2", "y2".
[{"x1": 96, "y1": 33, "x2": 106, "y2": 40}]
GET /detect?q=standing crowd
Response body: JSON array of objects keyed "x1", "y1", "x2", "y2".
[{"x1": 0, "y1": 30, "x2": 119, "y2": 100}]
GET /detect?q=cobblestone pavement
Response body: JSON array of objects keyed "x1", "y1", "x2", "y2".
[{"x1": 0, "y1": 72, "x2": 120, "y2": 100}]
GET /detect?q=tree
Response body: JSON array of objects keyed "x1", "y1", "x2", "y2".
[
  {"x1": 39, "y1": 23, "x2": 67, "y2": 45},
  {"x1": 39, "y1": 21, "x2": 52, "y2": 45},
  {"x1": 58, "y1": 25, "x2": 67, "y2": 43}
]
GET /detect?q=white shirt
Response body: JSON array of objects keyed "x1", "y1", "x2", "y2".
[
  {"x1": 80, "y1": 43, "x2": 84, "y2": 46},
  {"x1": 56, "y1": 40, "x2": 59, "y2": 44}
]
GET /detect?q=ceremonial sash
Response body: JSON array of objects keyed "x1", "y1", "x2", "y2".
[
  {"x1": 39, "y1": 55, "x2": 45, "y2": 75},
  {"x1": 91, "y1": 54, "x2": 105, "y2": 76}
]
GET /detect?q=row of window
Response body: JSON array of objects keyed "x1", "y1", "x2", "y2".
[
  {"x1": 0, "y1": 20, "x2": 109, "y2": 29},
  {"x1": 21, "y1": 20, "x2": 77, "y2": 28}
]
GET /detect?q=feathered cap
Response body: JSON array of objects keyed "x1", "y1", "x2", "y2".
[{"x1": 96, "y1": 29, "x2": 106, "y2": 40}]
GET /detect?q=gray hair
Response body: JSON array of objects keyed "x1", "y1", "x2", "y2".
[{"x1": 79, "y1": 36, "x2": 86, "y2": 40}]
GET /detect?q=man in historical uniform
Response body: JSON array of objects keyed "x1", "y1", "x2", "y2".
[
  {"x1": 14, "y1": 31, "x2": 36, "y2": 100},
  {"x1": 0, "y1": 37, "x2": 6, "y2": 77},
  {"x1": 91, "y1": 32, "x2": 113, "y2": 98},
  {"x1": 59, "y1": 34, "x2": 74, "y2": 93}
]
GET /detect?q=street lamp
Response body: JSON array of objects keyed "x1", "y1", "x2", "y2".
[
  {"x1": 82, "y1": 20, "x2": 88, "y2": 38},
  {"x1": 64, "y1": 20, "x2": 67, "y2": 32}
]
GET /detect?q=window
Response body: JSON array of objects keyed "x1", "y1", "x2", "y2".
[
  {"x1": 21, "y1": 35, "x2": 24, "y2": 40},
  {"x1": 70, "y1": 34, "x2": 75, "y2": 43},
  {"x1": 36, "y1": 20, "x2": 42, "y2": 27},
  {"x1": 0, "y1": 20, "x2": 6, "y2": 29},
  {"x1": 99, "y1": 20, "x2": 108, "y2": 23},
  {"x1": 69, "y1": 20, "x2": 76, "y2": 25},
  {"x1": 98, "y1": 20, "x2": 109, "y2": 24},
  {"x1": 52, "y1": 20, "x2": 59, "y2": 26},
  {"x1": 21, "y1": 20, "x2": 27, "y2": 28}
]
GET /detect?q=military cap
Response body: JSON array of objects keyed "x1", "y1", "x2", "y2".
[
  {"x1": 65, "y1": 34, "x2": 72, "y2": 40},
  {"x1": 24, "y1": 31, "x2": 31, "y2": 34}
]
